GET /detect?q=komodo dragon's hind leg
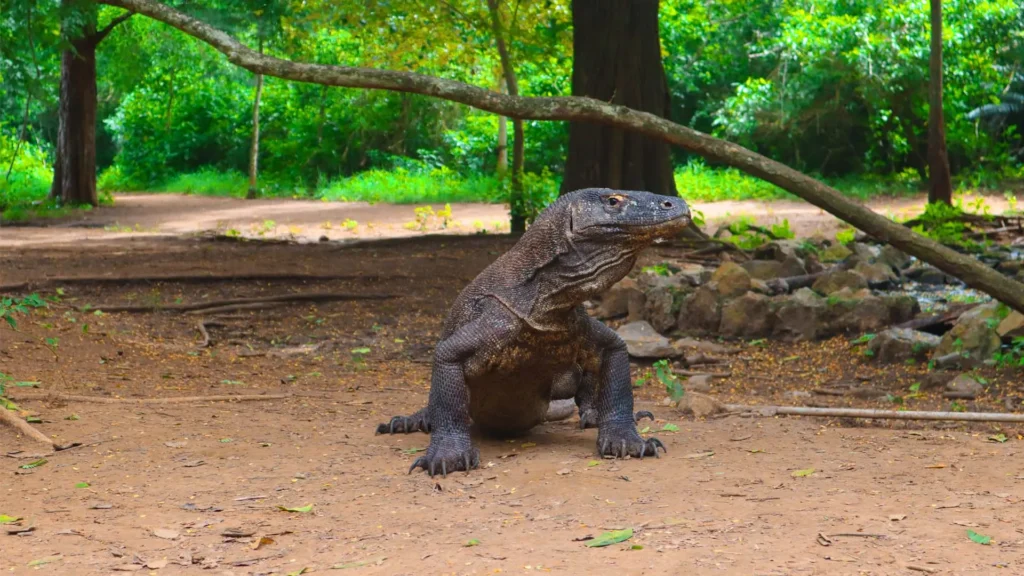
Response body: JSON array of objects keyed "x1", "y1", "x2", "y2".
[
  {"x1": 375, "y1": 407, "x2": 431, "y2": 434},
  {"x1": 551, "y1": 363, "x2": 655, "y2": 429}
]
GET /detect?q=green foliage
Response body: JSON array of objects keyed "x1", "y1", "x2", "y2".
[
  {"x1": 0, "y1": 293, "x2": 47, "y2": 329},
  {"x1": 635, "y1": 359, "x2": 685, "y2": 401},
  {"x1": 0, "y1": 128, "x2": 52, "y2": 219}
]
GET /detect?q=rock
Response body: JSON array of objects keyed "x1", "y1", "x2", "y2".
[
  {"x1": 617, "y1": 321, "x2": 678, "y2": 358},
  {"x1": 945, "y1": 374, "x2": 985, "y2": 399},
  {"x1": 850, "y1": 242, "x2": 881, "y2": 261},
  {"x1": 772, "y1": 288, "x2": 826, "y2": 342},
  {"x1": 934, "y1": 301, "x2": 1003, "y2": 363},
  {"x1": 750, "y1": 278, "x2": 772, "y2": 295},
  {"x1": 882, "y1": 294, "x2": 921, "y2": 325},
  {"x1": 780, "y1": 254, "x2": 808, "y2": 277},
  {"x1": 919, "y1": 372, "x2": 956, "y2": 391},
  {"x1": 720, "y1": 292, "x2": 772, "y2": 338},
  {"x1": 677, "y1": 285, "x2": 721, "y2": 334},
  {"x1": 643, "y1": 286, "x2": 688, "y2": 334},
  {"x1": 741, "y1": 260, "x2": 786, "y2": 281},
  {"x1": 686, "y1": 374, "x2": 713, "y2": 394},
  {"x1": 826, "y1": 294, "x2": 891, "y2": 334},
  {"x1": 711, "y1": 262, "x2": 752, "y2": 298},
  {"x1": 636, "y1": 270, "x2": 695, "y2": 291},
  {"x1": 877, "y1": 245, "x2": 911, "y2": 271},
  {"x1": 804, "y1": 252, "x2": 826, "y2": 274},
  {"x1": 594, "y1": 277, "x2": 646, "y2": 320},
  {"x1": 754, "y1": 240, "x2": 806, "y2": 262},
  {"x1": 672, "y1": 338, "x2": 738, "y2": 356},
  {"x1": 867, "y1": 328, "x2": 941, "y2": 363},
  {"x1": 675, "y1": 391, "x2": 726, "y2": 419},
  {"x1": 906, "y1": 266, "x2": 955, "y2": 286},
  {"x1": 820, "y1": 243, "x2": 853, "y2": 263},
  {"x1": 997, "y1": 310, "x2": 1024, "y2": 338},
  {"x1": 853, "y1": 261, "x2": 898, "y2": 285},
  {"x1": 811, "y1": 269, "x2": 868, "y2": 295}
]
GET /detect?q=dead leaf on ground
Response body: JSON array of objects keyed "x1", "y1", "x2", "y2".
[
  {"x1": 163, "y1": 441, "x2": 187, "y2": 448},
  {"x1": 251, "y1": 536, "x2": 274, "y2": 550},
  {"x1": 684, "y1": 451, "x2": 714, "y2": 459},
  {"x1": 889, "y1": 514, "x2": 907, "y2": 522},
  {"x1": 146, "y1": 559, "x2": 169, "y2": 569},
  {"x1": 222, "y1": 527, "x2": 256, "y2": 538},
  {"x1": 925, "y1": 463, "x2": 947, "y2": 469}
]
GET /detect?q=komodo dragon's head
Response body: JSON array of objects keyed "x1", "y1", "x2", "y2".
[
  {"x1": 511, "y1": 188, "x2": 692, "y2": 312},
  {"x1": 561, "y1": 188, "x2": 691, "y2": 247}
]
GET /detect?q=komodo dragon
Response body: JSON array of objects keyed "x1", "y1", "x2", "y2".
[{"x1": 377, "y1": 188, "x2": 691, "y2": 476}]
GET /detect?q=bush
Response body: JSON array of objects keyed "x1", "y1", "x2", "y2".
[{"x1": 0, "y1": 127, "x2": 53, "y2": 219}]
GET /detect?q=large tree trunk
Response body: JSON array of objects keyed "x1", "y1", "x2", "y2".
[
  {"x1": 561, "y1": 0, "x2": 677, "y2": 197},
  {"x1": 927, "y1": 0, "x2": 953, "y2": 205},
  {"x1": 51, "y1": 36, "x2": 99, "y2": 206},
  {"x1": 50, "y1": 7, "x2": 132, "y2": 206},
  {"x1": 487, "y1": 0, "x2": 525, "y2": 233},
  {"x1": 95, "y1": 0, "x2": 1024, "y2": 315}
]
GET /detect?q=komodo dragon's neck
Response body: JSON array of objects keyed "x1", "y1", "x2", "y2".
[{"x1": 482, "y1": 203, "x2": 641, "y2": 329}]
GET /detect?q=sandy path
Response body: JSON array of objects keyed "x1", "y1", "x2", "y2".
[{"x1": 0, "y1": 191, "x2": 1012, "y2": 248}]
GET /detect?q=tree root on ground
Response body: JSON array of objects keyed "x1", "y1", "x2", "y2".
[
  {"x1": 11, "y1": 393, "x2": 290, "y2": 405},
  {"x1": 726, "y1": 404, "x2": 1024, "y2": 423},
  {"x1": 80, "y1": 292, "x2": 396, "y2": 314},
  {"x1": 0, "y1": 272, "x2": 407, "y2": 294}
]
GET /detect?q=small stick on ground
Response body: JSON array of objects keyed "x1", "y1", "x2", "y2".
[
  {"x1": 11, "y1": 393, "x2": 290, "y2": 405},
  {"x1": 195, "y1": 320, "x2": 216, "y2": 347},
  {"x1": 676, "y1": 370, "x2": 732, "y2": 378},
  {"x1": 0, "y1": 407, "x2": 56, "y2": 447},
  {"x1": 727, "y1": 404, "x2": 1024, "y2": 423}
]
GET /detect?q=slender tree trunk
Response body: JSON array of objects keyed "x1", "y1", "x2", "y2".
[
  {"x1": 164, "y1": 66, "x2": 176, "y2": 130},
  {"x1": 487, "y1": 0, "x2": 525, "y2": 232},
  {"x1": 50, "y1": 5, "x2": 131, "y2": 206},
  {"x1": 247, "y1": 38, "x2": 264, "y2": 200},
  {"x1": 561, "y1": 0, "x2": 677, "y2": 197},
  {"x1": 927, "y1": 0, "x2": 953, "y2": 205},
  {"x1": 496, "y1": 74, "x2": 508, "y2": 174}
]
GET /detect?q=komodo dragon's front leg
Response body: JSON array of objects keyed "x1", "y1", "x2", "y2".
[{"x1": 584, "y1": 316, "x2": 666, "y2": 458}]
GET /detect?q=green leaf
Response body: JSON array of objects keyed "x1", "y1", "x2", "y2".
[
  {"x1": 75, "y1": 482, "x2": 90, "y2": 489},
  {"x1": 65, "y1": 414, "x2": 80, "y2": 421},
  {"x1": 286, "y1": 569, "x2": 308, "y2": 576},
  {"x1": 1, "y1": 397, "x2": 20, "y2": 411},
  {"x1": 20, "y1": 459, "x2": 47, "y2": 469},
  {"x1": 630, "y1": 544, "x2": 644, "y2": 550},
  {"x1": 584, "y1": 528, "x2": 633, "y2": 547},
  {"x1": 14, "y1": 381, "x2": 39, "y2": 387},
  {"x1": 587, "y1": 460, "x2": 601, "y2": 467},
  {"x1": 639, "y1": 426, "x2": 651, "y2": 434},
  {"x1": 350, "y1": 347, "x2": 371, "y2": 354},
  {"x1": 661, "y1": 423, "x2": 679, "y2": 432},
  {"x1": 277, "y1": 504, "x2": 313, "y2": 513},
  {"x1": 25, "y1": 416, "x2": 41, "y2": 423},
  {"x1": 0, "y1": 514, "x2": 22, "y2": 524},
  {"x1": 27, "y1": 556, "x2": 60, "y2": 567},
  {"x1": 401, "y1": 447, "x2": 425, "y2": 454},
  {"x1": 464, "y1": 539, "x2": 480, "y2": 547},
  {"x1": 220, "y1": 438, "x2": 234, "y2": 443},
  {"x1": 967, "y1": 529, "x2": 991, "y2": 545},
  {"x1": 988, "y1": 433, "x2": 1008, "y2": 443},
  {"x1": 791, "y1": 468, "x2": 815, "y2": 477},
  {"x1": 220, "y1": 379, "x2": 244, "y2": 386}
]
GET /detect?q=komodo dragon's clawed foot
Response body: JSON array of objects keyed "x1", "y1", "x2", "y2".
[
  {"x1": 579, "y1": 408, "x2": 599, "y2": 429},
  {"x1": 597, "y1": 422, "x2": 667, "y2": 460},
  {"x1": 375, "y1": 410, "x2": 431, "y2": 435},
  {"x1": 408, "y1": 436, "x2": 480, "y2": 478},
  {"x1": 634, "y1": 410, "x2": 655, "y2": 423}
]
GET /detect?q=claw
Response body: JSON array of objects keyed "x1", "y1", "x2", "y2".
[
  {"x1": 409, "y1": 456, "x2": 426, "y2": 474},
  {"x1": 634, "y1": 410, "x2": 654, "y2": 422},
  {"x1": 648, "y1": 437, "x2": 666, "y2": 455},
  {"x1": 620, "y1": 439, "x2": 627, "y2": 458},
  {"x1": 600, "y1": 438, "x2": 610, "y2": 455},
  {"x1": 464, "y1": 452, "x2": 472, "y2": 472}
]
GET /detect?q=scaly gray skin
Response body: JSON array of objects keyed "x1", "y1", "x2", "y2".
[{"x1": 376, "y1": 188, "x2": 691, "y2": 476}]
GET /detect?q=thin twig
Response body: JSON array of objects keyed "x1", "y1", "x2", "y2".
[{"x1": 0, "y1": 407, "x2": 54, "y2": 447}]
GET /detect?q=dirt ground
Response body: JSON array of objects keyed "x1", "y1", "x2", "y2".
[{"x1": 2, "y1": 195, "x2": 1024, "y2": 575}]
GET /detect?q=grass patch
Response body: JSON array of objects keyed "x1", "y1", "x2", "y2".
[{"x1": 318, "y1": 167, "x2": 506, "y2": 204}]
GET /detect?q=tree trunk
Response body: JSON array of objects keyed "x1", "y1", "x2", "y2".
[
  {"x1": 561, "y1": 0, "x2": 677, "y2": 197},
  {"x1": 52, "y1": 36, "x2": 99, "y2": 206},
  {"x1": 50, "y1": 6, "x2": 132, "y2": 206},
  {"x1": 96, "y1": 0, "x2": 1024, "y2": 315},
  {"x1": 496, "y1": 74, "x2": 508, "y2": 174},
  {"x1": 487, "y1": 0, "x2": 525, "y2": 233},
  {"x1": 927, "y1": 0, "x2": 953, "y2": 205},
  {"x1": 247, "y1": 39, "x2": 264, "y2": 200}
]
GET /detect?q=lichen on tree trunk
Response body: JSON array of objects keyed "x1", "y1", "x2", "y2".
[{"x1": 561, "y1": 0, "x2": 677, "y2": 197}]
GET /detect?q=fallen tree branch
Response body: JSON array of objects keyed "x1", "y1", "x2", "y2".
[
  {"x1": 97, "y1": 0, "x2": 1024, "y2": 314},
  {"x1": 0, "y1": 407, "x2": 56, "y2": 447},
  {"x1": 894, "y1": 303, "x2": 978, "y2": 331},
  {"x1": 185, "y1": 302, "x2": 286, "y2": 315},
  {"x1": 726, "y1": 404, "x2": 1024, "y2": 423},
  {"x1": 0, "y1": 272, "x2": 401, "y2": 294},
  {"x1": 12, "y1": 393, "x2": 290, "y2": 404},
  {"x1": 84, "y1": 292, "x2": 395, "y2": 314}
]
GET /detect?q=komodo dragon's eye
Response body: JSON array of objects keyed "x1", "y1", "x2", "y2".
[{"x1": 605, "y1": 195, "x2": 625, "y2": 207}]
